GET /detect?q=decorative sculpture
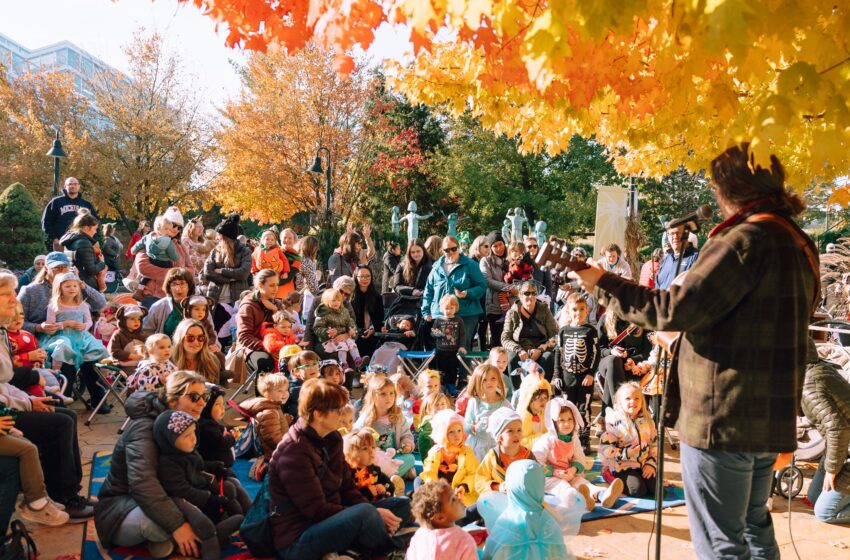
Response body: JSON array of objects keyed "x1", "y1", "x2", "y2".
[
  {"x1": 501, "y1": 219, "x2": 511, "y2": 242},
  {"x1": 506, "y1": 207, "x2": 529, "y2": 243},
  {"x1": 533, "y1": 220, "x2": 548, "y2": 248},
  {"x1": 447, "y1": 213, "x2": 458, "y2": 238},
  {"x1": 391, "y1": 206, "x2": 401, "y2": 236},
  {"x1": 399, "y1": 201, "x2": 432, "y2": 245}
]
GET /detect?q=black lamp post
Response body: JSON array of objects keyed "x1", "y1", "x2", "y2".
[
  {"x1": 46, "y1": 130, "x2": 68, "y2": 197},
  {"x1": 308, "y1": 146, "x2": 332, "y2": 217}
]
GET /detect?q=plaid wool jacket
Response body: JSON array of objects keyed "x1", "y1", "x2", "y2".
[{"x1": 597, "y1": 203, "x2": 816, "y2": 453}]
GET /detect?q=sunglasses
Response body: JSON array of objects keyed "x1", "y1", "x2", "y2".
[
  {"x1": 184, "y1": 334, "x2": 206, "y2": 343},
  {"x1": 442, "y1": 246, "x2": 459, "y2": 254},
  {"x1": 183, "y1": 391, "x2": 210, "y2": 403},
  {"x1": 340, "y1": 290, "x2": 352, "y2": 298},
  {"x1": 295, "y1": 362, "x2": 319, "y2": 370},
  {"x1": 522, "y1": 291, "x2": 538, "y2": 296},
  {"x1": 527, "y1": 244, "x2": 539, "y2": 249}
]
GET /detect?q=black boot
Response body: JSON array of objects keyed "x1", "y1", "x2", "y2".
[
  {"x1": 580, "y1": 426, "x2": 591, "y2": 454},
  {"x1": 215, "y1": 514, "x2": 244, "y2": 549}
]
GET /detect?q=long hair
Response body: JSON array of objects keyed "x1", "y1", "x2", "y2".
[
  {"x1": 172, "y1": 319, "x2": 221, "y2": 383},
  {"x1": 298, "y1": 235, "x2": 319, "y2": 260},
  {"x1": 466, "y1": 363, "x2": 506, "y2": 401},
  {"x1": 51, "y1": 273, "x2": 83, "y2": 308},
  {"x1": 602, "y1": 309, "x2": 642, "y2": 340},
  {"x1": 424, "y1": 235, "x2": 442, "y2": 262},
  {"x1": 359, "y1": 374, "x2": 402, "y2": 427},
  {"x1": 341, "y1": 232, "x2": 362, "y2": 263},
  {"x1": 469, "y1": 235, "x2": 488, "y2": 261},
  {"x1": 401, "y1": 239, "x2": 429, "y2": 286},
  {"x1": 710, "y1": 143, "x2": 804, "y2": 216},
  {"x1": 68, "y1": 208, "x2": 98, "y2": 234},
  {"x1": 613, "y1": 381, "x2": 655, "y2": 428},
  {"x1": 216, "y1": 235, "x2": 236, "y2": 267}
]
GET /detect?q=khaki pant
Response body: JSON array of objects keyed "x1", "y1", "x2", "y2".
[{"x1": 0, "y1": 434, "x2": 46, "y2": 503}]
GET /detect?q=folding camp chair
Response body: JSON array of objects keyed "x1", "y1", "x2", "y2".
[
  {"x1": 85, "y1": 363, "x2": 128, "y2": 427},
  {"x1": 457, "y1": 351, "x2": 489, "y2": 385},
  {"x1": 396, "y1": 349, "x2": 436, "y2": 382}
]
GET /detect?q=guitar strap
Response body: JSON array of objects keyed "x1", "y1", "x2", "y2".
[{"x1": 745, "y1": 213, "x2": 820, "y2": 312}]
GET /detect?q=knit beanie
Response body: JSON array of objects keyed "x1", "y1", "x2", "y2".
[
  {"x1": 215, "y1": 213, "x2": 241, "y2": 241},
  {"x1": 162, "y1": 206, "x2": 185, "y2": 228},
  {"x1": 486, "y1": 230, "x2": 504, "y2": 247},
  {"x1": 486, "y1": 407, "x2": 521, "y2": 441},
  {"x1": 153, "y1": 410, "x2": 196, "y2": 454}
]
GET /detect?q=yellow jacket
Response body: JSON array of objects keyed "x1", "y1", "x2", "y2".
[
  {"x1": 474, "y1": 446, "x2": 533, "y2": 497},
  {"x1": 421, "y1": 444, "x2": 479, "y2": 506}
]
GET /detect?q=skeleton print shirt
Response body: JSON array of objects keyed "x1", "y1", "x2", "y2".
[{"x1": 559, "y1": 323, "x2": 600, "y2": 386}]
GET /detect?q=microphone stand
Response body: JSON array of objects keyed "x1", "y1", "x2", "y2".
[{"x1": 652, "y1": 241, "x2": 687, "y2": 560}]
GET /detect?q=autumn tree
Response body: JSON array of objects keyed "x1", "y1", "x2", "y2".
[
  {"x1": 81, "y1": 31, "x2": 212, "y2": 232},
  {"x1": 0, "y1": 65, "x2": 90, "y2": 206},
  {"x1": 180, "y1": 0, "x2": 850, "y2": 198},
  {"x1": 214, "y1": 42, "x2": 373, "y2": 224}
]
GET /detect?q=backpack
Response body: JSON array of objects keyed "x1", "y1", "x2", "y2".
[
  {"x1": 240, "y1": 447, "x2": 328, "y2": 557},
  {"x1": 233, "y1": 419, "x2": 262, "y2": 459},
  {"x1": 0, "y1": 521, "x2": 37, "y2": 560}
]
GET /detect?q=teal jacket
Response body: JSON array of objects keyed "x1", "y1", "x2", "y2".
[{"x1": 421, "y1": 254, "x2": 487, "y2": 318}]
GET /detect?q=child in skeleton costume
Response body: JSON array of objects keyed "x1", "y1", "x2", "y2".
[{"x1": 553, "y1": 293, "x2": 600, "y2": 453}]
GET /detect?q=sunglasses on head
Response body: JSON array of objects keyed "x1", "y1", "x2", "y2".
[
  {"x1": 443, "y1": 246, "x2": 459, "y2": 254},
  {"x1": 184, "y1": 334, "x2": 206, "y2": 343},
  {"x1": 183, "y1": 391, "x2": 210, "y2": 403}
]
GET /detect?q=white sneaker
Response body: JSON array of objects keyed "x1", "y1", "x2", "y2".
[
  {"x1": 600, "y1": 478, "x2": 624, "y2": 508},
  {"x1": 61, "y1": 395, "x2": 74, "y2": 405},
  {"x1": 20, "y1": 501, "x2": 70, "y2": 526},
  {"x1": 147, "y1": 539, "x2": 174, "y2": 558}
]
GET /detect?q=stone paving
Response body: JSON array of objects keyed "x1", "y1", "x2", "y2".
[{"x1": 26, "y1": 401, "x2": 850, "y2": 559}]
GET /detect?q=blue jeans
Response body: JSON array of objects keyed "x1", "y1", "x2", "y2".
[
  {"x1": 0, "y1": 456, "x2": 20, "y2": 536},
  {"x1": 680, "y1": 442, "x2": 779, "y2": 560},
  {"x1": 807, "y1": 459, "x2": 850, "y2": 524},
  {"x1": 278, "y1": 497, "x2": 411, "y2": 560}
]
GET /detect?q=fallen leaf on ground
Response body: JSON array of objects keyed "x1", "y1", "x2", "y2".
[
  {"x1": 582, "y1": 548, "x2": 608, "y2": 558},
  {"x1": 829, "y1": 541, "x2": 848, "y2": 549}
]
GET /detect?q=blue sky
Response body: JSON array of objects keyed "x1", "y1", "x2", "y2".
[{"x1": 0, "y1": 0, "x2": 411, "y2": 113}]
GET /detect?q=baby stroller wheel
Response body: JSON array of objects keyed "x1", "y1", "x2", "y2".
[{"x1": 775, "y1": 465, "x2": 804, "y2": 499}]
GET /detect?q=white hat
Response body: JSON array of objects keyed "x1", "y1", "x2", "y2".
[{"x1": 162, "y1": 206, "x2": 184, "y2": 227}]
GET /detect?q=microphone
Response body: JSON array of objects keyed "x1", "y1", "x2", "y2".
[{"x1": 662, "y1": 205, "x2": 713, "y2": 233}]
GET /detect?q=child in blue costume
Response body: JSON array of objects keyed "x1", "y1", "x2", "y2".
[
  {"x1": 478, "y1": 459, "x2": 583, "y2": 560},
  {"x1": 39, "y1": 272, "x2": 108, "y2": 370}
]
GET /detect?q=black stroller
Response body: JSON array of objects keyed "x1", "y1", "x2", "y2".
[{"x1": 373, "y1": 294, "x2": 426, "y2": 350}]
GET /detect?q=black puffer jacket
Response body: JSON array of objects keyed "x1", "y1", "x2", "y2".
[
  {"x1": 801, "y1": 350, "x2": 850, "y2": 494},
  {"x1": 60, "y1": 230, "x2": 105, "y2": 290},
  {"x1": 203, "y1": 241, "x2": 252, "y2": 304},
  {"x1": 94, "y1": 392, "x2": 185, "y2": 548}
]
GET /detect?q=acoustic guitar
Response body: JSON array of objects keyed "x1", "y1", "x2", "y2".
[{"x1": 534, "y1": 236, "x2": 590, "y2": 274}]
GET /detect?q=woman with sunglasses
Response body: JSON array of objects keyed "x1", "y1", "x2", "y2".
[
  {"x1": 422, "y1": 235, "x2": 487, "y2": 351},
  {"x1": 95, "y1": 371, "x2": 219, "y2": 558},
  {"x1": 501, "y1": 280, "x2": 558, "y2": 380},
  {"x1": 173, "y1": 319, "x2": 228, "y2": 385}
]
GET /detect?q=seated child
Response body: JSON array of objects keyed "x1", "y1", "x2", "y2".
[
  {"x1": 127, "y1": 333, "x2": 176, "y2": 392},
  {"x1": 515, "y1": 372, "x2": 552, "y2": 448},
  {"x1": 344, "y1": 428, "x2": 404, "y2": 500},
  {"x1": 93, "y1": 302, "x2": 119, "y2": 344},
  {"x1": 390, "y1": 371, "x2": 418, "y2": 427},
  {"x1": 408, "y1": 479, "x2": 478, "y2": 560},
  {"x1": 240, "y1": 373, "x2": 292, "y2": 462},
  {"x1": 475, "y1": 407, "x2": 533, "y2": 495},
  {"x1": 487, "y1": 346, "x2": 514, "y2": 403},
  {"x1": 7, "y1": 301, "x2": 64, "y2": 399},
  {"x1": 354, "y1": 374, "x2": 416, "y2": 479},
  {"x1": 420, "y1": 410, "x2": 479, "y2": 508},
  {"x1": 107, "y1": 304, "x2": 147, "y2": 373},
  {"x1": 282, "y1": 350, "x2": 319, "y2": 419},
  {"x1": 417, "y1": 392, "x2": 452, "y2": 460},
  {"x1": 196, "y1": 385, "x2": 252, "y2": 512},
  {"x1": 414, "y1": 369, "x2": 442, "y2": 429},
  {"x1": 261, "y1": 310, "x2": 299, "y2": 363},
  {"x1": 599, "y1": 382, "x2": 657, "y2": 498},
  {"x1": 153, "y1": 410, "x2": 244, "y2": 552},
  {"x1": 283, "y1": 291, "x2": 306, "y2": 339},
  {"x1": 251, "y1": 230, "x2": 289, "y2": 292},
  {"x1": 277, "y1": 344, "x2": 302, "y2": 375},
  {"x1": 182, "y1": 295, "x2": 222, "y2": 353},
  {"x1": 338, "y1": 403, "x2": 356, "y2": 435},
  {"x1": 312, "y1": 288, "x2": 362, "y2": 369},
  {"x1": 129, "y1": 215, "x2": 180, "y2": 297},
  {"x1": 319, "y1": 359, "x2": 345, "y2": 385},
  {"x1": 430, "y1": 294, "x2": 467, "y2": 397},
  {"x1": 464, "y1": 363, "x2": 510, "y2": 462},
  {"x1": 532, "y1": 397, "x2": 623, "y2": 510},
  {"x1": 553, "y1": 293, "x2": 599, "y2": 452},
  {"x1": 389, "y1": 317, "x2": 417, "y2": 339}
]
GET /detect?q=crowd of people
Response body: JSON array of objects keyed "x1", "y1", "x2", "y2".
[{"x1": 1, "y1": 143, "x2": 848, "y2": 560}]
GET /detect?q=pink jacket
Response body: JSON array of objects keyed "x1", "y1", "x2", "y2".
[
  {"x1": 132, "y1": 242, "x2": 194, "y2": 298},
  {"x1": 406, "y1": 525, "x2": 478, "y2": 560}
]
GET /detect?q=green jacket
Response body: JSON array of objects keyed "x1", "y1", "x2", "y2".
[
  {"x1": 500, "y1": 301, "x2": 558, "y2": 354},
  {"x1": 598, "y1": 202, "x2": 816, "y2": 453},
  {"x1": 801, "y1": 354, "x2": 850, "y2": 494}
]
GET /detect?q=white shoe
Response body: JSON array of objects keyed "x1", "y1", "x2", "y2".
[
  {"x1": 20, "y1": 501, "x2": 70, "y2": 526},
  {"x1": 600, "y1": 478, "x2": 624, "y2": 508},
  {"x1": 61, "y1": 395, "x2": 74, "y2": 405}
]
